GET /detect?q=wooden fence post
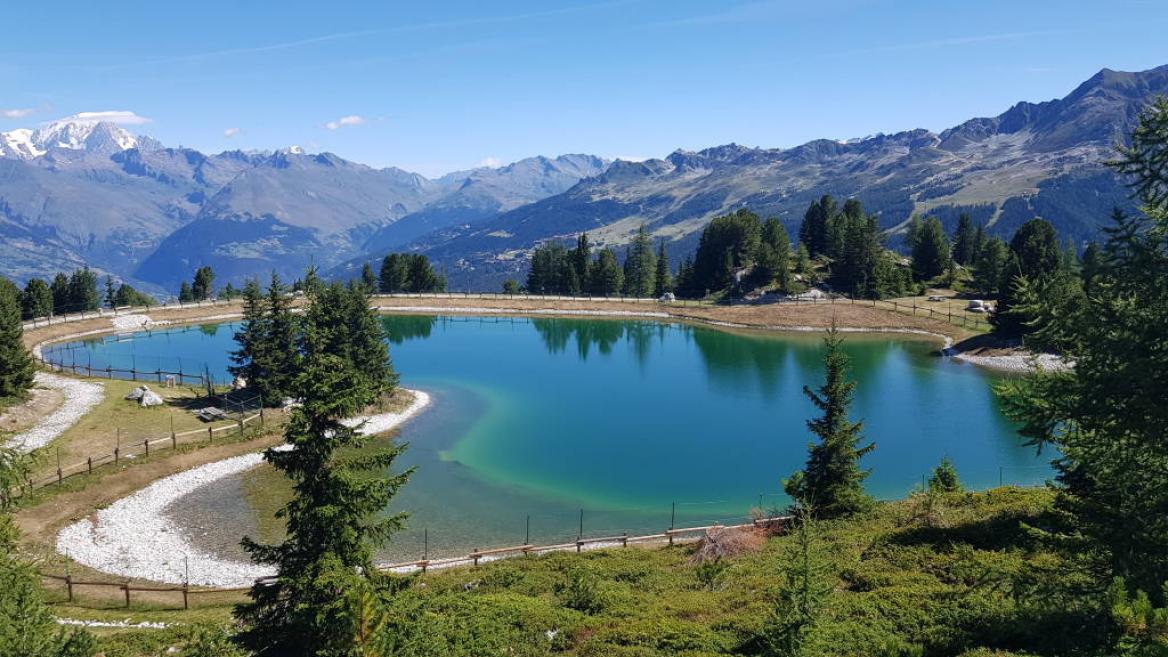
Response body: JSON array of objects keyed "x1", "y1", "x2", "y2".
[
  {"x1": 65, "y1": 575, "x2": 74, "y2": 602},
  {"x1": 123, "y1": 581, "x2": 131, "y2": 608},
  {"x1": 208, "y1": 426, "x2": 213, "y2": 443},
  {"x1": 87, "y1": 457, "x2": 92, "y2": 475}
]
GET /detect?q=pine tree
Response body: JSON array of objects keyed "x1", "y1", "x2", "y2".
[
  {"x1": 654, "y1": 242, "x2": 672, "y2": 297},
  {"x1": 20, "y1": 279, "x2": 52, "y2": 321},
  {"x1": 951, "y1": 213, "x2": 978, "y2": 266},
  {"x1": 264, "y1": 274, "x2": 300, "y2": 403},
  {"x1": 928, "y1": 457, "x2": 962, "y2": 493},
  {"x1": 50, "y1": 274, "x2": 70, "y2": 315},
  {"x1": 572, "y1": 233, "x2": 592, "y2": 290},
  {"x1": 344, "y1": 282, "x2": 398, "y2": 402},
  {"x1": 795, "y1": 244, "x2": 811, "y2": 275},
  {"x1": 911, "y1": 217, "x2": 951, "y2": 281},
  {"x1": 360, "y1": 263, "x2": 378, "y2": 293},
  {"x1": 113, "y1": 284, "x2": 154, "y2": 308},
  {"x1": 0, "y1": 279, "x2": 35, "y2": 402},
  {"x1": 229, "y1": 280, "x2": 268, "y2": 401},
  {"x1": 103, "y1": 275, "x2": 116, "y2": 309},
  {"x1": 1080, "y1": 241, "x2": 1104, "y2": 296},
  {"x1": 991, "y1": 218, "x2": 1061, "y2": 335},
  {"x1": 784, "y1": 325, "x2": 874, "y2": 518},
  {"x1": 622, "y1": 225, "x2": 656, "y2": 297},
  {"x1": 589, "y1": 248, "x2": 624, "y2": 296},
  {"x1": 378, "y1": 254, "x2": 408, "y2": 294},
  {"x1": 762, "y1": 511, "x2": 830, "y2": 656},
  {"x1": 236, "y1": 282, "x2": 411, "y2": 656},
  {"x1": 67, "y1": 268, "x2": 100, "y2": 312},
  {"x1": 997, "y1": 100, "x2": 1168, "y2": 598},
  {"x1": 798, "y1": 195, "x2": 836, "y2": 257},
  {"x1": 973, "y1": 237, "x2": 1010, "y2": 297},
  {"x1": 192, "y1": 266, "x2": 216, "y2": 301},
  {"x1": 179, "y1": 281, "x2": 193, "y2": 302},
  {"x1": 763, "y1": 217, "x2": 792, "y2": 292}
]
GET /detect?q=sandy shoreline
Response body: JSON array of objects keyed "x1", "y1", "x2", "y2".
[{"x1": 56, "y1": 390, "x2": 430, "y2": 587}]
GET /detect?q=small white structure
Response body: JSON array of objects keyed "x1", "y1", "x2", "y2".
[
  {"x1": 232, "y1": 375, "x2": 248, "y2": 391},
  {"x1": 658, "y1": 292, "x2": 676, "y2": 302}
]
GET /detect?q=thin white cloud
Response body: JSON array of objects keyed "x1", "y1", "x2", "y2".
[
  {"x1": 614, "y1": 155, "x2": 650, "y2": 162},
  {"x1": 2, "y1": 107, "x2": 35, "y2": 119},
  {"x1": 223, "y1": 127, "x2": 240, "y2": 138},
  {"x1": 478, "y1": 157, "x2": 503, "y2": 168},
  {"x1": 324, "y1": 115, "x2": 366, "y2": 130},
  {"x1": 49, "y1": 110, "x2": 152, "y2": 126}
]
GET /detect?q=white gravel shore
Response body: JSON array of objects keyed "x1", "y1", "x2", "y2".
[
  {"x1": 4, "y1": 372, "x2": 105, "y2": 454},
  {"x1": 56, "y1": 390, "x2": 430, "y2": 587},
  {"x1": 952, "y1": 351, "x2": 1071, "y2": 373}
]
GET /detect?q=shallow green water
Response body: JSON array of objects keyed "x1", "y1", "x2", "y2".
[{"x1": 58, "y1": 315, "x2": 1049, "y2": 560}]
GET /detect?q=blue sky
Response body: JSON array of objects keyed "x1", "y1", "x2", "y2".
[{"x1": 2, "y1": 0, "x2": 1166, "y2": 176}]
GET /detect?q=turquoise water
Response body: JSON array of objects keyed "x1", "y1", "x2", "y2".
[{"x1": 56, "y1": 315, "x2": 1050, "y2": 560}]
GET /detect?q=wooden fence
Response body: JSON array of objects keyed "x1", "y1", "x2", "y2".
[
  {"x1": 21, "y1": 298, "x2": 236, "y2": 331},
  {"x1": 39, "y1": 356, "x2": 210, "y2": 388},
  {"x1": 41, "y1": 515, "x2": 791, "y2": 610},
  {"x1": 17, "y1": 409, "x2": 265, "y2": 494}
]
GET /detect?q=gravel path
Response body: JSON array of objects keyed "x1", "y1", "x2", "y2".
[
  {"x1": 4, "y1": 372, "x2": 105, "y2": 454},
  {"x1": 56, "y1": 390, "x2": 430, "y2": 587}
]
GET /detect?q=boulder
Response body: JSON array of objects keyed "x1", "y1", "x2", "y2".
[{"x1": 139, "y1": 389, "x2": 164, "y2": 407}]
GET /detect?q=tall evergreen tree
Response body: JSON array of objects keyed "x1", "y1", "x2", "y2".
[
  {"x1": 192, "y1": 266, "x2": 216, "y2": 301},
  {"x1": 20, "y1": 279, "x2": 52, "y2": 320},
  {"x1": 344, "y1": 282, "x2": 399, "y2": 402},
  {"x1": 589, "y1": 248, "x2": 624, "y2": 296},
  {"x1": 178, "y1": 281, "x2": 194, "y2": 303},
  {"x1": 378, "y1": 254, "x2": 408, "y2": 294},
  {"x1": 1080, "y1": 241, "x2": 1104, "y2": 296},
  {"x1": 67, "y1": 268, "x2": 100, "y2": 312},
  {"x1": 0, "y1": 279, "x2": 35, "y2": 402},
  {"x1": 229, "y1": 280, "x2": 269, "y2": 399},
  {"x1": 653, "y1": 242, "x2": 672, "y2": 297},
  {"x1": 798, "y1": 195, "x2": 836, "y2": 257},
  {"x1": 991, "y1": 218, "x2": 1062, "y2": 335},
  {"x1": 103, "y1": 275, "x2": 116, "y2": 309},
  {"x1": 952, "y1": 213, "x2": 978, "y2": 266},
  {"x1": 761, "y1": 217, "x2": 792, "y2": 292},
  {"x1": 572, "y1": 233, "x2": 592, "y2": 290},
  {"x1": 113, "y1": 284, "x2": 154, "y2": 308},
  {"x1": 360, "y1": 263, "x2": 378, "y2": 293},
  {"x1": 50, "y1": 274, "x2": 70, "y2": 315},
  {"x1": 264, "y1": 274, "x2": 300, "y2": 402},
  {"x1": 692, "y1": 209, "x2": 763, "y2": 294},
  {"x1": 973, "y1": 237, "x2": 1011, "y2": 297},
  {"x1": 622, "y1": 225, "x2": 656, "y2": 297},
  {"x1": 784, "y1": 325, "x2": 874, "y2": 518},
  {"x1": 911, "y1": 217, "x2": 952, "y2": 281},
  {"x1": 236, "y1": 282, "x2": 411, "y2": 657}
]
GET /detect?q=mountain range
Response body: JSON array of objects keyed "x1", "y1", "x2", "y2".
[{"x1": 2, "y1": 65, "x2": 1165, "y2": 293}]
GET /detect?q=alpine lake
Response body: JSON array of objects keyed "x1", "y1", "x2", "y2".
[{"x1": 52, "y1": 314, "x2": 1050, "y2": 562}]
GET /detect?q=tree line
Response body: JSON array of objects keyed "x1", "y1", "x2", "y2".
[
  {"x1": 524, "y1": 227, "x2": 672, "y2": 298},
  {"x1": 369, "y1": 253, "x2": 446, "y2": 294},
  {"x1": 10, "y1": 268, "x2": 155, "y2": 320}
]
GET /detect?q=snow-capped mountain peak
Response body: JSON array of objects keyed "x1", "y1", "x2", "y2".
[{"x1": 0, "y1": 112, "x2": 143, "y2": 159}]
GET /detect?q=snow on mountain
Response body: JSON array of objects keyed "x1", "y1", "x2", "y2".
[{"x1": 0, "y1": 112, "x2": 142, "y2": 159}]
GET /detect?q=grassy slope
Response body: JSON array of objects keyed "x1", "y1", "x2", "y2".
[{"x1": 82, "y1": 487, "x2": 1104, "y2": 657}]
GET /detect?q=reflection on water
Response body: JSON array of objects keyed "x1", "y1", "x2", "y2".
[{"x1": 60, "y1": 314, "x2": 1051, "y2": 561}]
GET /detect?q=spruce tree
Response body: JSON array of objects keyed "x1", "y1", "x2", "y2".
[
  {"x1": 622, "y1": 225, "x2": 656, "y2": 297},
  {"x1": 784, "y1": 325, "x2": 874, "y2": 518},
  {"x1": 192, "y1": 266, "x2": 216, "y2": 301},
  {"x1": 590, "y1": 248, "x2": 624, "y2": 296},
  {"x1": 103, "y1": 275, "x2": 116, "y2": 309},
  {"x1": 0, "y1": 279, "x2": 35, "y2": 402},
  {"x1": 378, "y1": 254, "x2": 407, "y2": 294},
  {"x1": 1080, "y1": 241, "x2": 1104, "y2": 296},
  {"x1": 236, "y1": 282, "x2": 411, "y2": 656},
  {"x1": 20, "y1": 279, "x2": 52, "y2": 321},
  {"x1": 763, "y1": 217, "x2": 792, "y2": 292},
  {"x1": 998, "y1": 100, "x2": 1168, "y2": 598},
  {"x1": 991, "y1": 218, "x2": 1061, "y2": 336},
  {"x1": 654, "y1": 242, "x2": 672, "y2": 296},
  {"x1": 344, "y1": 282, "x2": 398, "y2": 402},
  {"x1": 973, "y1": 237, "x2": 1010, "y2": 297},
  {"x1": 572, "y1": 233, "x2": 592, "y2": 289},
  {"x1": 360, "y1": 263, "x2": 378, "y2": 293},
  {"x1": 911, "y1": 217, "x2": 951, "y2": 281},
  {"x1": 264, "y1": 274, "x2": 300, "y2": 402},
  {"x1": 798, "y1": 195, "x2": 836, "y2": 257},
  {"x1": 229, "y1": 280, "x2": 268, "y2": 400},
  {"x1": 179, "y1": 281, "x2": 194, "y2": 303},
  {"x1": 49, "y1": 274, "x2": 69, "y2": 315},
  {"x1": 67, "y1": 268, "x2": 100, "y2": 312},
  {"x1": 951, "y1": 213, "x2": 978, "y2": 266}
]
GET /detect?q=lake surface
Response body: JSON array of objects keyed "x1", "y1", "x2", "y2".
[{"x1": 54, "y1": 315, "x2": 1050, "y2": 561}]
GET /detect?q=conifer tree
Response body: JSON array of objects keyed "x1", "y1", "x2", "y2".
[
  {"x1": 763, "y1": 217, "x2": 792, "y2": 292},
  {"x1": 991, "y1": 218, "x2": 1061, "y2": 335},
  {"x1": 1080, "y1": 241, "x2": 1104, "y2": 296},
  {"x1": 998, "y1": 99, "x2": 1168, "y2": 597},
  {"x1": 589, "y1": 248, "x2": 624, "y2": 296},
  {"x1": 192, "y1": 266, "x2": 216, "y2": 301},
  {"x1": 236, "y1": 282, "x2": 410, "y2": 656},
  {"x1": 360, "y1": 263, "x2": 378, "y2": 293},
  {"x1": 264, "y1": 274, "x2": 300, "y2": 402},
  {"x1": 229, "y1": 279, "x2": 268, "y2": 399},
  {"x1": 50, "y1": 274, "x2": 69, "y2": 314},
  {"x1": 103, "y1": 275, "x2": 116, "y2": 309},
  {"x1": 622, "y1": 225, "x2": 656, "y2": 297},
  {"x1": 763, "y1": 511, "x2": 830, "y2": 656},
  {"x1": 795, "y1": 244, "x2": 811, "y2": 276},
  {"x1": 973, "y1": 237, "x2": 1010, "y2": 297},
  {"x1": 378, "y1": 254, "x2": 408, "y2": 294},
  {"x1": 798, "y1": 195, "x2": 836, "y2": 257},
  {"x1": 179, "y1": 281, "x2": 193, "y2": 303},
  {"x1": 20, "y1": 279, "x2": 52, "y2": 321},
  {"x1": 67, "y1": 268, "x2": 100, "y2": 312},
  {"x1": 784, "y1": 325, "x2": 874, "y2": 518},
  {"x1": 951, "y1": 213, "x2": 978, "y2": 266},
  {"x1": 654, "y1": 242, "x2": 672, "y2": 296},
  {"x1": 572, "y1": 233, "x2": 592, "y2": 289},
  {"x1": 911, "y1": 217, "x2": 951, "y2": 281},
  {"x1": 0, "y1": 279, "x2": 35, "y2": 402},
  {"x1": 928, "y1": 457, "x2": 962, "y2": 493},
  {"x1": 344, "y1": 282, "x2": 398, "y2": 402}
]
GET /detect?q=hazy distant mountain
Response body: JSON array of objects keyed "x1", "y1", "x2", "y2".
[
  {"x1": 410, "y1": 65, "x2": 1166, "y2": 290},
  {"x1": 2, "y1": 65, "x2": 1165, "y2": 292}
]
